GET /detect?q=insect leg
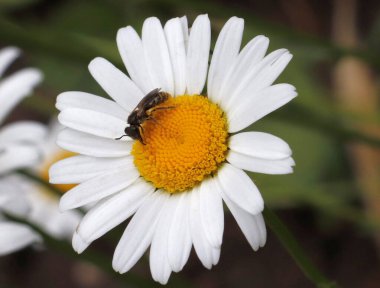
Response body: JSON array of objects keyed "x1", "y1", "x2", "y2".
[
  {"x1": 146, "y1": 115, "x2": 166, "y2": 128},
  {"x1": 149, "y1": 106, "x2": 176, "y2": 113},
  {"x1": 138, "y1": 125, "x2": 146, "y2": 145}
]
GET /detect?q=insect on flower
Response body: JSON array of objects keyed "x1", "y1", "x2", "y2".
[
  {"x1": 115, "y1": 88, "x2": 173, "y2": 144},
  {"x1": 52, "y1": 15, "x2": 297, "y2": 285}
]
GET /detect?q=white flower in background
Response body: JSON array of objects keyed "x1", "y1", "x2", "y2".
[
  {"x1": 0, "y1": 47, "x2": 44, "y2": 256},
  {"x1": 0, "y1": 48, "x2": 80, "y2": 256},
  {"x1": 50, "y1": 15, "x2": 296, "y2": 284}
]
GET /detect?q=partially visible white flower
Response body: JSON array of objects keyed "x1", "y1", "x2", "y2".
[
  {"x1": 13, "y1": 121, "x2": 82, "y2": 240},
  {"x1": 0, "y1": 46, "x2": 44, "y2": 256}
]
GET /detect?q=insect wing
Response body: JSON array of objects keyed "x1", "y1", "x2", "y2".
[
  {"x1": 140, "y1": 88, "x2": 163, "y2": 111},
  {"x1": 128, "y1": 88, "x2": 161, "y2": 121}
]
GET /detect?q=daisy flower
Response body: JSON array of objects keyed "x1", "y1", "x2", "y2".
[
  {"x1": 50, "y1": 15, "x2": 297, "y2": 284},
  {"x1": 0, "y1": 46, "x2": 44, "y2": 255}
]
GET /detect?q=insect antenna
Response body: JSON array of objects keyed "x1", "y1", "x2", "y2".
[{"x1": 115, "y1": 134, "x2": 128, "y2": 140}]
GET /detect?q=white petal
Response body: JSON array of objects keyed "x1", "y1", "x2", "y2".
[
  {"x1": 186, "y1": 14, "x2": 210, "y2": 95},
  {"x1": 189, "y1": 186, "x2": 213, "y2": 269},
  {"x1": 167, "y1": 192, "x2": 192, "y2": 272},
  {"x1": 228, "y1": 84, "x2": 297, "y2": 133},
  {"x1": 0, "y1": 47, "x2": 20, "y2": 76},
  {"x1": 72, "y1": 232, "x2": 90, "y2": 254},
  {"x1": 56, "y1": 91, "x2": 128, "y2": 120},
  {"x1": 0, "y1": 222, "x2": 40, "y2": 256},
  {"x1": 229, "y1": 132, "x2": 292, "y2": 160},
  {"x1": 0, "y1": 68, "x2": 42, "y2": 123},
  {"x1": 117, "y1": 26, "x2": 155, "y2": 93},
  {"x1": 180, "y1": 16, "x2": 189, "y2": 51},
  {"x1": 0, "y1": 144, "x2": 41, "y2": 174},
  {"x1": 0, "y1": 179, "x2": 22, "y2": 201},
  {"x1": 57, "y1": 129, "x2": 132, "y2": 157},
  {"x1": 242, "y1": 51, "x2": 293, "y2": 94},
  {"x1": 217, "y1": 164, "x2": 264, "y2": 215},
  {"x1": 164, "y1": 18, "x2": 187, "y2": 96},
  {"x1": 35, "y1": 208, "x2": 80, "y2": 240},
  {"x1": 225, "y1": 49, "x2": 289, "y2": 109},
  {"x1": 218, "y1": 36, "x2": 269, "y2": 110},
  {"x1": 113, "y1": 191, "x2": 169, "y2": 273},
  {"x1": 88, "y1": 57, "x2": 144, "y2": 111},
  {"x1": 142, "y1": 17, "x2": 174, "y2": 95},
  {"x1": 58, "y1": 108, "x2": 126, "y2": 139},
  {"x1": 228, "y1": 152, "x2": 295, "y2": 174},
  {"x1": 0, "y1": 121, "x2": 47, "y2": 149},
  {"x1": 222, "y1": 191, "x2": 265, "y2": 251},
  {"x1": 207, "y1": 17, "x2": 244, "y2": 103},
  {"x1": 255, "y1": 213, "x2": 267, "y2": 247},
  {"x1": 49, "y1": 155, "x2": 134, "y2": 184},
  {"x1": 0, "y1": 177, "x2": 31, "y2": 218},
  {"x1": 212, "y1": 247, "x2": 221, "y2": 265},
  {"x1": 0, "y1": 193, "x2": 10, "y2": 209},
  {"x1": 40, "y1": 120, "x2": 62, "y2": 158},
  {"x1": 2, "y1": 193, "x2": 30, "y2": 217},
  {"x1": 25, "y1": 186, "x2": 81, "y2": 239},
  {"x1": 77, "y1": 179, "x2": 154, "y2": 245},
  {"x1": 199, "y1": 177, "x2": 224, "y2": 248},
  {"x1": 59, "y1": 168, "x2": 139, "y2": 210},
  {"x1": 149, "y1": 197, "x2": 175, "y2": 284}
]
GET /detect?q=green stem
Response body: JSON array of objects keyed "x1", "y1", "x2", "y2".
[{"x1": 263, "y1": 207, "x2": 337, "y2": 288}]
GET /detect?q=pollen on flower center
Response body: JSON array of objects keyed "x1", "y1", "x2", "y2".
[{"x1": 132, "y1": 95, "x2": 228, "y2": 193}]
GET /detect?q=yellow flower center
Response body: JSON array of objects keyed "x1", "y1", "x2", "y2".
[
  {"x1": 41, "y1": 150, "x2": 77, "y2": 193},
  {"x1": 132, "y1": 95, "x2": 228, "y2": 193}
]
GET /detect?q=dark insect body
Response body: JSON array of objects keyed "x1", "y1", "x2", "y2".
[{"x1": 115, "y1": 88, "x2": 172, "y2": 144}]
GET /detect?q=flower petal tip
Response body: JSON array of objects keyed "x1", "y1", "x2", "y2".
[
  {"x1": 72, "y1": 232, "x2": 89, "y2": 254},
  {"x1": 59, "y1": 195, "x2": 72, "y2": 212}
]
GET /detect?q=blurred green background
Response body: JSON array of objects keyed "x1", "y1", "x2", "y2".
[{"x1": 0, "y1": 0, "x2": 380, "y2": 287}]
